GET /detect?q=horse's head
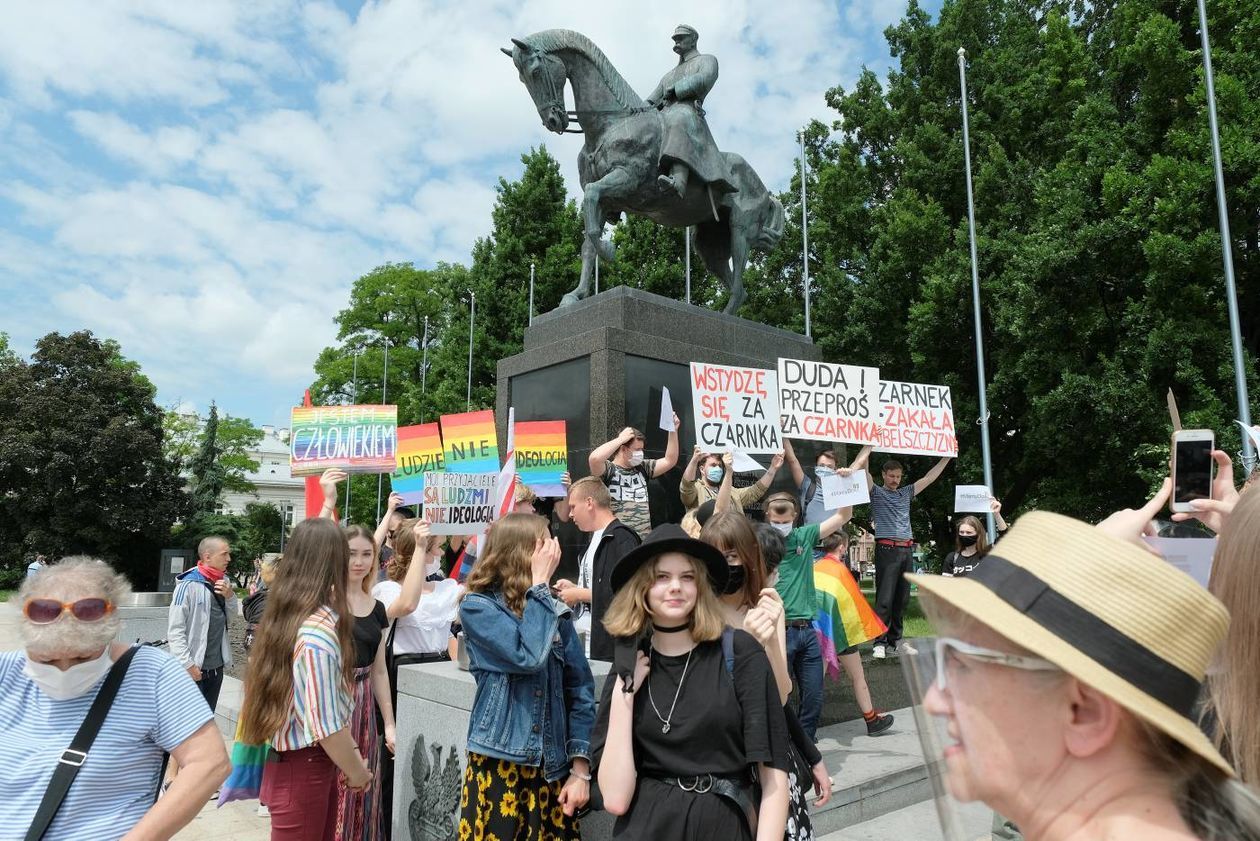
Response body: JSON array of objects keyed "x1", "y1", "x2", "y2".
[{"x1": 502, "y1": 37, "x2": 569, "y2": 134}]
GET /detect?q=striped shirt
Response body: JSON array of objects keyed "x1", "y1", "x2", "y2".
[
  {"x1": 870, "y1": 484, "x2": 916, "y2": 540},
  {"x1": 272, "y1": 607, "x2": 352, "y2": 751},
  {"x1": 0, "y1": 646, "x2": 212, "y2": 841}
]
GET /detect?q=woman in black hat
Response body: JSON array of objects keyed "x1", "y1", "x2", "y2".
[{"x1": 591, "y1": 524, "x2": 791, "y2": 840}]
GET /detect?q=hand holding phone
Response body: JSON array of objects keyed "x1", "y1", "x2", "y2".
[{"x1": 1171, "y1": 429, "x2": 1214, "y2": 513}]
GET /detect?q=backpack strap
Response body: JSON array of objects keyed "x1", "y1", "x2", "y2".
[{"x1": 25, "y1": 646, "x2": 140, "y2": 841}]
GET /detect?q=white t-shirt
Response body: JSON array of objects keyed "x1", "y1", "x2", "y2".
[
  {"x1": 372, "y1": 577, "x2": 464, "y2": 656},
  {"x1": 573, "y1": 526, "x2": 606, "y2": 655}
]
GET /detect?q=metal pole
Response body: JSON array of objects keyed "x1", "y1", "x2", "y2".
[
  {"x1": 594, "y1": 255, "x2": 600, "y2": 294},
  {"x1": 347, "y1": 351, "x2": 358, "y2": 524},
  {"x1": 528, "y1": 263, "x2": 535, "y2": 326},
  {"x1": 421, "y1": 315, "x2": 429, "y2": 404},
  {"x1": 376, "y1": 330, "x2": 389, "y2": 522},
  {"x1": 800, "y1": 130, "x2": 811, "y2": 338},
  {"x1": 959, "y1": 47, "x2": 997, "y2": 543},
  {"x1": 685, "y1": 227, "x2": 692, "y2": 304},
  {"x1": 1197, "y1": 0, "x2": 1254, "y2": 466},
  {"x1": 466, "y1": 292, "x2": 476, "y2": 411}
]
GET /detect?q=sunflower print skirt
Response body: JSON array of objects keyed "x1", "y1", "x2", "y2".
[{"x1": 457, "y1": 752, "x2": 581, "y2": 841}]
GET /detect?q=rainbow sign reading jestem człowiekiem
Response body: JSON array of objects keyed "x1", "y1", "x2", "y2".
[
  {"x1": 289, "y1": 404, "x2": 398, "y2": 476},
  {"x1": 390, "y1": 423, "x2": 445, "y2": 505},
  {"x1": 514, "y1": 420, "x2": 568, "y2": 498},
  {"x1": 439, "y1": 410, "x2": 499, "y2": 473}
]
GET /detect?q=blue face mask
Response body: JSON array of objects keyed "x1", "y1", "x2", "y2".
[
  {"x1": 815, "y1": 466, "x2": 835, "y2": 478},
  {"x1": 706, "y1": 466, "x2": 724, "y2": 483}
]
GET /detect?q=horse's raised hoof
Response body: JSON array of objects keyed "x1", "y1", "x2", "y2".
[{"x1": 560, "y1": 291, "x2": 583, "y2": 307}]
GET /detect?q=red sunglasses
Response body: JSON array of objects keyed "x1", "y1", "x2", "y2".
[{"x1": 23, "y1": 598, "x2": 115, "y2": 624}]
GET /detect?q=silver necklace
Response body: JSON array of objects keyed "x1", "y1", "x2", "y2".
[{"x1": 647, "y1": 645, "x2": 694, "y2": 734}]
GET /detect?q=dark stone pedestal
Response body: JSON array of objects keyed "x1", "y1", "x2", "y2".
[{"x1": 496, "y1": 287, "x2": 824, "y2": 572}]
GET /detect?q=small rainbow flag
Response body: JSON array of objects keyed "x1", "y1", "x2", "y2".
[
  {"x1": 814, "y1": 553, "x2": 886, "y2": 679},
  {"x1": 515, "y1": 420, "x2": 568, "y2": 498},
  {"x1": 440, "y1": 410, "x2": 499, "y2": 473},
  {"x1": 391, "y1": 423, "x2": 445, "y2": 505},
  {"x1": 217, "y1": 718, "x2": 267, "y2": 806}
]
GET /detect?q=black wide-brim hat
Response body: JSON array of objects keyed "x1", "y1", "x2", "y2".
[{"x1": 610, "y1": 523, "x2": 729, "y2": 594}]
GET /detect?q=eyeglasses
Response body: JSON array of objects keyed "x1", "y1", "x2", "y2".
[
  {"x1": 934, "y1": 636, "x2": 1059, "y2": 691},
  {"x1": 23, "y1": 598, "x2": 115, "y2": 624}
]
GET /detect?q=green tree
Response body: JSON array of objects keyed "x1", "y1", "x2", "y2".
[
  {"x1": 187, "y1": 403, "x2": 224, "y2": 515},
  {"x1": 217, "y1": 416, "x2": 264, "y2": 494},
  {"x1": 600, "y1": 215, "x2": 725, "y2": 306},
  {"x1": 0, "y1": 331, "x2": 186, "y2": 585}
]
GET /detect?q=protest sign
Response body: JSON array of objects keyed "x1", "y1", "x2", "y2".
[
  {"x1": 1145, "y1": 537, "x2": 1215, "y2": 589},
  {"x1": 515, "y1": 420, "x2": 569, "y2": 498},
  {"x1": 390, "y1": 423, "x2": 445, "y2": 505},
  {"x1": 730, "y1": 451, "x2": 764, "y2": 473},
  {"x1": 690, "y1": 362, "x2": 782, "y2": 454},
  {"x1": 1238, "y1": 420, "x2": 1260, "y2": 455},
  {"x1": 874, "y1": 380, "x2": 958, "y2": 457},
  {"x1": 821, "y1": 472, "x2": 870, "y2": 509},
  {"x1": 954, "y1": 485, "x2": 992, "y2": 513},
  {"x1": 777, "y1": 358, "x2": 881, "y2": 445},
  {"x1": 289, "y1": 404, "x2": 398, "y2": 476},
  {"x1": 422, "y1": 471, "x2": 499, "y2": 534},
  {"x1": 440, "y1": 410, "x2": 499, "y2": 473},
  {"x1": 660, "y1": 387, "x2": 676, "y2": 431}
]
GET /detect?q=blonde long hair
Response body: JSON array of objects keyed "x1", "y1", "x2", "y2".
[
  {"x1": 603, "y1": 552, "x2": 727, "y2": 642},
  {"x1": 1205, "y1": 488, "x2": 1260, "y2": 784},
  {"x1": 464, "y1": 513, "x2": 548, "y2": 616}
]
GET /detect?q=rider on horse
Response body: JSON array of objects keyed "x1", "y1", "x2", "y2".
[{"x1": 646, "y1": 25, "x2": 738, "y2": 200}]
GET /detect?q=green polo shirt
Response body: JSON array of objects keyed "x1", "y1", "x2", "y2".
[{"x1": 775, "y1": 523, "x2": 820, "y2": 621}]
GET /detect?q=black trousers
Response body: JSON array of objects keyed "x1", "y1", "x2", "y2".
[
  {"x1": 195, "y1": 667, "x2": 224, "y2": 712},
  {"x1": 873, "y1": 544, "x2": 914, "y2": 647}
]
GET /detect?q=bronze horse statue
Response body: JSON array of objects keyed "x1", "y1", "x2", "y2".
[{"x1": 503, "y1": 30, "x2": 784, "y2": 314}]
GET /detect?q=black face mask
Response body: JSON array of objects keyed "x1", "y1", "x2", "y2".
[
  {"x1": 958, "y1": 534, "x2": 979, "y2": 548},
  {"x1": 722, "y1": 565, "x2": 746, "y2": 595}
]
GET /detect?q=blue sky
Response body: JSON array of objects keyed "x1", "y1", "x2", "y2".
[{"x1": 0, "y1": 0, "x2": 940, "y2": 430}]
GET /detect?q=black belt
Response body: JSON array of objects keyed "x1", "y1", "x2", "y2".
[
  {"x1": 655, "y1": 774, "x2": 759, "y2": 833},
  {"x1": 394, "y1": 651, "x2": 450, "y2": 665},
  {"x1": 786, "y1": 620, "x2": 814, "y2": 629}
]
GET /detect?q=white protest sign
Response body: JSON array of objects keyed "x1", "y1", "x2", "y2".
[
  {"x1": 1144, "y1": 537, "x2": 1215, "y2": 589},
  {"x1": 821, "y1": 472, "x2": 870, "y2": 508},
  {"x1": 1238, "y1": 420, "x2": 1260, "y2": 455},
  {"x1": 690, "y1": 362, "x2": 782, "y2": 454},
  {"x1": 730, "y1": 450, "x2": 764, "y2": 473},
  {"x1": 659, "y1": 386, "x2": 675, "y2": 431},
  {"x1": 422, "y1": 472, "x2": 499, "y2": 534},
  {"x1": 777, "y1": 358, "x2": 881, "y2": 445},
  {"x1": 875, "y1": 380, "x2": 959, "y2": 457},
  {"x1": 954, "y1": 485, "x2": 992, "y2": 513}
]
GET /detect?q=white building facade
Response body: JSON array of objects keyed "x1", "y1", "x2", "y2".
[{"x1": 219, "y1": 425, "x2": 307, "y2": 529}]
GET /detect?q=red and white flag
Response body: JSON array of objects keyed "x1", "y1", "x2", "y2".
[{"x1": 493, "y1": 407, "x2": 516, "y2": 520}]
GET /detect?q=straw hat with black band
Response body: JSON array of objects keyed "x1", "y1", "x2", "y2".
[{"x1": 908, "y1": 510, "x2": 1232, "y2": 775}]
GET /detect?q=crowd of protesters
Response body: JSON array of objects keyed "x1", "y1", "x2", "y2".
[{"x1": 4, "y1": 418, "x2": 1260, "y2": 841}]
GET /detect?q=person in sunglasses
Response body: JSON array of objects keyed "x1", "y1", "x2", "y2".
[
  {"x1": 1, "y1": 557, "x2": 230, "y2": 840},
  {"x1": 910, "y1": 484, "x2": 1260, "y2": 841}
]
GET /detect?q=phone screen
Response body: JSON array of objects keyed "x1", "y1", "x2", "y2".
[{"x1": 1174, "y1": 439, "x2": 1213, "y2": 504}]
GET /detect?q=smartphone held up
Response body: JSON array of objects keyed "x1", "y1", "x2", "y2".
[{"x1": 1171, "y1": 429, "x2": 1214, "y2": 513}]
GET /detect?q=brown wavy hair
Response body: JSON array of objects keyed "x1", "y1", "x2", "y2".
[
  {"x1": 602, "y1": 553, "x2": 726, "y2": 642},
  {"x1": 699, "y1": 511, "x2": 766, "y2": 609},
  {"x1": 463, "y1": 513, "x2": 547, "y2": 616},
  {"x1": 239, "y1": 518, "x2": 355, "y2": 744},
  {"x1": 388, "y1": 518, "x2": 442, "y2": 583},
  {"x1": 343, "y1": 525, "x2": 377, "y2": 595},
  {"x1": 954, "y1": 515, "x2": 991, "y2": 555}
]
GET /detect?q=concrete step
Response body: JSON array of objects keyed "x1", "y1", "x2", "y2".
[{"x1": 820, "y1": 797, "x2": 997, "y2": 840}]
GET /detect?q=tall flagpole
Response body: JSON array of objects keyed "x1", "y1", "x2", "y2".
[
  {"x1": 1197, "y1": 0, "x2": 1254, "y2": 466},
  {"x1": 800, "y1": 129, "x2": 812, "y2": 338},
  {"x1": 594, "y1": 255, "x2": 600, "y2": 294},
  {"x1": 420, "y1": 315, "x2": 429, "y2": 422},
  {"x1": 685, "y1": 227, "x2": 692, "y2": 304},
  {"x1": 466, "y1": 292, "x2": 476, "y2": 411},
  {"x1": 376, "y1": 326, "x2": 389, "y2": 521},
  {"x1": 959, "y1": 47, "x2": 997, "y2": 542},
  {"x1": 528, "y1": 263, "x2": 535, "y2": 326},
  {"x1": 347, "y1": 351, "x2": 358, "y2": 524}
]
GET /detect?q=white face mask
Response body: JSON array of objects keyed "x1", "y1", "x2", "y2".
[
  {"x1": 770, "y1": 522, "x2": 793, "y2": 537},
  {"x1": 24, "y1": 648, "x2": 113, "y2": 700},
  {"x1": 425, "y1": 558, "x2": 442, "y2": 576},
  {"x1": 629, "y1": 450, "x2": 645, "y2": 466}
]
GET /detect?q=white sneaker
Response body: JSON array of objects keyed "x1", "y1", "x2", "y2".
[
  {"x1": 872, "y1": 644, "x2": 886, "y2": 659},
  {"x1": 898, "y1": 641, "x2": 919, "y2": 655},
  {"x1": 257, "y1": 804, "x2": 270, "y2": 817}
]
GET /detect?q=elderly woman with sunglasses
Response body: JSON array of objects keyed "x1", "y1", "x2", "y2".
[
  {"x1": 909, "y1": 483, "x2": 1260, "y2": 841},
  {"x1": 0, "y1": 557, "x2": 230, "y2": 841}
]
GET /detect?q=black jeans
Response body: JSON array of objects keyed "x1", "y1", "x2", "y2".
[
  {"x1": 873, "y1": 544, "x2": 914, "y2": 648},
  {"x1": 196, "y1": 667, "x2": 224, "y2": 712}
]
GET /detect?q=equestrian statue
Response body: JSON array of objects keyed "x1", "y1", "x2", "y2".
[{"x1": 503, "y1": 26, "x2": 784, "y2": 314}]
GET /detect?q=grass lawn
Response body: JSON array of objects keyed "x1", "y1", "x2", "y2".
[
  {"x1": 858, "y1": 586, "x2": 935, "y2": 638},
  {"x1": 0, "y1": 590, "x2": 12, "y2": 603}
]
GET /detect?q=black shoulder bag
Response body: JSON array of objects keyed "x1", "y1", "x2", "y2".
[{"x1": 25, "y1": 646, "x2": 140, "y2": 841}]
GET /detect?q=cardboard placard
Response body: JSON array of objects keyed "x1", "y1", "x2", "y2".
[
  {"x1": 422, "y1": 472, "x2": 499, "y2": 534},
  {"x1": 440, "y1": 410, "x2": 499, "y2": 473},
  {"x1": 390, "y1": 423, "x2": 445, "y2": 505},
  {"x1": 289, "y1": 405, "x2": 398, "y2": 476},
  {"x1": 821, "y1": 472, "x2": 870, "y2": 508},
  {"x1": 874, "y1": 380, "x2": 958, "y2": 457},
  {"x1": 954, "y1": 485, "x2": 992, "y2": 513},
  {"x1": 515, "y1": 420, "x2": 569, "y2": 498},
  {"x1": 690, "y1": 362, "x2": 782, "y2": 454},
  {"x1": 777, "y1": 358, "x2": 881, "y2": 445}
]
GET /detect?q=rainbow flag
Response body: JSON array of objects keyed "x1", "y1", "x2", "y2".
[
  {"x1": 216, "y1": 718, "x2": 267, "y2": 806},
  {"x1": 391, "y1": 423, "x2": 445, "y2": 505},
  {"x1": 814, "y1": 553, "x2": 886, "y2": 679},
  {"x1": 440, "y1": 410, "x2": 499, "y2": 473},
  {"x1": 515, "y1": 419, "x2": 568, "y2": 497}
]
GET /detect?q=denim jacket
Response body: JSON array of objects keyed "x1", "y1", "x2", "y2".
[{"x1": 461, "y1": 583, "x2": 596, "y2": 782}]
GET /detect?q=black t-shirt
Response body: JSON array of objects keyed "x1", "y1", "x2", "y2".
[
  {"x1": 943, "y1": 550, "x2": 981, "y2": 577},
  {"x1": 352, "y1": 601, "x2": 389, "y2": 668}
]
